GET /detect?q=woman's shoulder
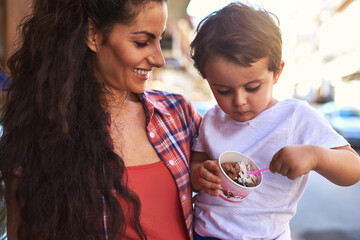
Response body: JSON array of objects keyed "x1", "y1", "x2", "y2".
[
  {"x1": 142, "y1": 90, "x2": 196, "y2": 111},
  {"x1": 143, "y1": 89, "x2": 187, "y2": 102},
  {"x1": 140, "y1": 90, "x2": 193, "y2": 113},
  {"x1": 142, "y1": 89, "x2": 201, "y2": 124}
]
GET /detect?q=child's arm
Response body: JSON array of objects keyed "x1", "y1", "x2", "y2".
[
  {"x1": 270, "y1": 144, "x2": 360, "y2": 186},
  {"x1": 190, "y1": 151, "x2": 222, "y2": 196}
]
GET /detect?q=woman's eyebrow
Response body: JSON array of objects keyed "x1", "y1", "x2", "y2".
[{"x1": 132, "y1": 29, "x2": 166, "y2": 39}]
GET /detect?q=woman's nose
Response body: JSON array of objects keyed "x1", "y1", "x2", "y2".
[{"x1": 148, "y1": 44, "x2": 166, "y2": 68}]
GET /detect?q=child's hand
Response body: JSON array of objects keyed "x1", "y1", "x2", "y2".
[
  {"x1": 192, "y1": 159, "x2": 221, "y2": 196},
  {"x1": 191, "y1": 151, "x2": 222, "y2": 196},
  {"x1": 269, "y1": 145, "x2": 318, "y2": 180}
]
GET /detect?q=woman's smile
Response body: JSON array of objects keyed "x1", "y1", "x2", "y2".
[{"x1": 132, "y1": 68, "x2": 151, "y2": 80}]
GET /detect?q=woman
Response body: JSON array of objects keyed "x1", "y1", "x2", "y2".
[{"x1": 0, "y1": 0, "x2": 201, "y2": 239}]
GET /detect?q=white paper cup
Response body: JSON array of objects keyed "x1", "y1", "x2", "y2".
[{"x1": 217, "y1": 151, "x2": 262, "y2": 203}]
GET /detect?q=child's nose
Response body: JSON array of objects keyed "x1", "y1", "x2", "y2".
[{"x1": 233, "y1": 92, "x2": 247, "y2": 107}]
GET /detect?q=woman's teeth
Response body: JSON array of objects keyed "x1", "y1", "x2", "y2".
[{"x1": 132, "y1": 69, "x2": 150, "y2": 76}]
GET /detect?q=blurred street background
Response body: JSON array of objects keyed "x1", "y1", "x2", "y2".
[
  {"x1": 290, "y1": 166, "x2": 360, "y2": 240},
  {"x1": 1, "y1": 0, "x2": 360, "y2": 239}
]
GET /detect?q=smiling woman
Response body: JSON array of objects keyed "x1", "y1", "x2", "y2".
[
  {"x1": 87, "y1": 1, "x2": 167, "y2": 94},
  {"x1": 0, "y1": 0, "x2": 201, "y2": 240}
]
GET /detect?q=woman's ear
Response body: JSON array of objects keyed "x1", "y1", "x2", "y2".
[
  {"x1": 273, "y1": 60, "x2": 285, "y2": 84},
  {"x1": 86, "y1": 19, "x2": 100, "y2": 52}
]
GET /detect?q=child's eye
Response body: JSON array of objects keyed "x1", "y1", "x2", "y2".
[
  {"x1": 217, "y1": 89, "x2": 231, "y2": 95},
  {"x1": 135, "y1": 41, "x2": 148, "y2": 47},
  {"x1": 245, "y1": 86, "x2": 260, "y2": 92}
]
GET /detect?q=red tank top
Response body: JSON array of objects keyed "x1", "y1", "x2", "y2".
[{"x1": 122, "y1": 161, "x2": 189, "y2": 240}]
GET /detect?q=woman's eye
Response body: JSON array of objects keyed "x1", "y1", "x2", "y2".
[
  {"x1": 246, "y1": 86, "x2": 260, "y2": 92},
  {"x1": 135, "y1": 41, "x2": 148, "y2": 47}
]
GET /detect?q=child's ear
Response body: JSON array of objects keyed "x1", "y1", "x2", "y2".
[
  {"x1": 86, "y1": 19, "x2": 100, "y2": 53},
  {"x1": 273, "y1": 60, "x2": 285, "y2": 84}
]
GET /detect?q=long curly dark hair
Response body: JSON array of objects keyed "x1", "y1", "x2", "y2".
[{"x1": 0, "y1": 0, "x2": 166, "y2": 239}]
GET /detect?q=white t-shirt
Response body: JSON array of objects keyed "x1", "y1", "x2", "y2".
[{"x1": 192, "y1": 99, "x2": 348, "y2": 240}]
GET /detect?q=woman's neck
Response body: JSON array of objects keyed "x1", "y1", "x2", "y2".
[{"x1": 106, "y1": 90, "x2": 128, "y2": 108}]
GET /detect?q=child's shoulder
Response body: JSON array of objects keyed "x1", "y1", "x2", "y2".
[
  {"x1": 277, "y1": 98, "x2": 328, "y2": 128},
  {"x1": 203, "y1": 104, "x2": 225, "y2": 118},
  {"x1": 277, "y1": 98, "x2": 313, "y2": 112},
  {"x1": 278, "y1": 98, "x2": 308, "y2": 107}
]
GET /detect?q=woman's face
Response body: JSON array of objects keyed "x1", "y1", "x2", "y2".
[{"x1": 88, "y1": 2, "x2": 168, "y2": 94}]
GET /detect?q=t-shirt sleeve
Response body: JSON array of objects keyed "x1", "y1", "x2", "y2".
[
  {"x1": 289, "y1": 101, "x2": 349, "y2": 148},
  {"x1": 181, "y1": 96, "x2": 202, "y2": 147},
  {"x1": 190, "y1": 104, "x2": 220, "y2": 154},
  {"x1": 191, "y1": 112, "x2": 207, "y2": 153}
]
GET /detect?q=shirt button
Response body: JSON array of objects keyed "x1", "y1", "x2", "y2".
[
  {"x1": 149, "y1": 132, "x2": 155, "y2": 138},
  {"x1": 182, "y1": 194, "x2": 187, "y2": 201},
  {"x1": 169, "y1": 160, "x2": 175, "y2": 166}
]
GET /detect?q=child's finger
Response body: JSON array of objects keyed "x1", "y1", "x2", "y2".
[
  {"x1": 204, "y1": 188, "x2": 220, "y2": 196},
  {"x1": 203, "y1": 160, "x2": 220, "y2": 174},
  {"x1": 199, "y1": 165, "x2": 221, "y2": 184},
  {"x1": 279, "y1": 165, "x2": 290, "y2": 177},
  {"x1": 198, "y1": 176, "x2": 221, "y2": 190},
  {"x1": 287, "y1": 170, "x2": 299, "y2": 180},
  {"x1": 270, "y1": 151, "x2": 284, "y2": 173}
]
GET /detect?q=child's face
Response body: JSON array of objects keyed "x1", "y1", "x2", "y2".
[{"x1": 204, "y1": 56, "x2": 284, "y2": 122}]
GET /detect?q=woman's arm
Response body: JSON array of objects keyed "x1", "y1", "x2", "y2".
[{"x1": 5, "y1": 175, "x2": 20, "y2": 240}]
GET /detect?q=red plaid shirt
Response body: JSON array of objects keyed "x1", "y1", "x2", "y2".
[{"x1": 103, "y1": 90, "x2": 201, "y2": 240}]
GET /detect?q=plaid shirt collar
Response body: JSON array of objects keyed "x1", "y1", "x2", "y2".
[{"x1": 138, "y1": 91, "x2": 171, "y2": 117}]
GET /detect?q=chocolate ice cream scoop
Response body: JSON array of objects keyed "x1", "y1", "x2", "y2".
[{"x1": 221, "y1": 162, "x2": 240, "y2": 180}]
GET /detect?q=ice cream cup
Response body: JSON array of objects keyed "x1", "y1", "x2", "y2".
[{"x1": 217, "y1": 151, "x2": 262, "y2": 203}]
